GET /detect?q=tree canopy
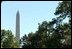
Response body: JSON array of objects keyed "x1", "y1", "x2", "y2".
[
  {"x1": 20, "y1": 1, "x2": 71, "y2": 48},
  {"x1": 1, "y1": 29, "x2": 19, "y2": 48}
]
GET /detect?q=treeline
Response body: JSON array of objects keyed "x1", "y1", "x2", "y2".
[
  {"x1": 1, "y1": 1, "x2": 71, "y2": 48},
  {"x1": 20, "y1": 1, "x2": 71, "y2": 48},
  {"x1": 1, "y1": 30, "x2": 19, "y2": 48}
]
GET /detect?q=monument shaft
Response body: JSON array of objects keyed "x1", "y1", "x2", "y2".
[{"x1": 16, "y1": 11, "x2": 20, "y2": 46}]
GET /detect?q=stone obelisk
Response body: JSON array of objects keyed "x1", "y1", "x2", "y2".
[{"x1": 16, "y1": 10, "x2": 20, "y2": 47}]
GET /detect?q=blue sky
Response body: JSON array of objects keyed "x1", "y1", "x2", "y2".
[{"x1": 1, "y1": 1, "x2": 68, "y2": 38}]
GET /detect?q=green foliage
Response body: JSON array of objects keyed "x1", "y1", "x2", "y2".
[
  {"x1": 1, "y1": 30, "x2": 19, "y2": 48},
  {"x1": 54, "y1": 1, "x2": 71, "y2": 16},
  {"x1": 21, "y1": 20, "x2": 71, "y2": 48},
  {"x1": 54, "y1": 1, "x2": 71, "y2": 24},
  {"x1": 20, "y1": 1, "x2": 71, "y2": 48},
  {"x1": 54, "y1": 1, "x2": 71, "y2": 48}
]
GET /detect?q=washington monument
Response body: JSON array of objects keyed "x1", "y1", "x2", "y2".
[{"x1": 16, "y1": 10, "x2": 20, "y2": 47}]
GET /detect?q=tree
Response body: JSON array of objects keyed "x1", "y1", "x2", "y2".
[
  {"x1": 54, "y1": 1, "x2": 71, "y2": 17},
  {"x1": 1, "y1": 29, "x2": 19, "y2": 48},
  {"x1": 20, "y1": 1, "x2": 71, "y2": 48},
  {"x1": 21, "y1": 21, "x2": 63, "y2": 48},
  {"x1": 21, "y1": 20, "x2": 71, "y2": 48},
  {"x1": 54, "y1": 1, "x2": 71, "y2": 25},
  {"x1": 54, "y1": 1, "x2": 71, "y2": 48},
  {"x1": 60, "y1": 23, "x2": 71, "y2": 48}
]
